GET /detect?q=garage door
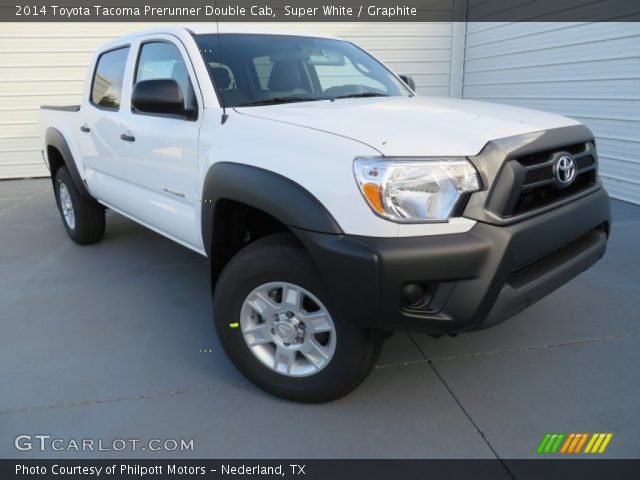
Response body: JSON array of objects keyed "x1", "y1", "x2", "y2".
[
  {"x1": 462, "y1": 22, "x2": 640, "y2": 204},
  {"x1": 0, "y1": 22, "x2": 457, "y2": 179}
]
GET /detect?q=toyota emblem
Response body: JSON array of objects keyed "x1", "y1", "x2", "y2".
[{"x1": 555, "y1": 155, "x2": 576, "y2": 186}]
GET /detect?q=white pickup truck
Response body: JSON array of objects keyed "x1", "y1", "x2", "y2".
[{"x1": 39, "y1": 26, "x2": 610, "y2": 402}]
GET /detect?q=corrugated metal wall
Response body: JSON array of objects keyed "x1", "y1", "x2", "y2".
[
  {"x1": 6, "y1": 20, "x2": 636, "y2": 204},
  {"x1": 0, "y1": 22, "x2": 456, "y2": 179},
  {"x1": 462, "y1": 22, "x2": 640, "y2": 204}
]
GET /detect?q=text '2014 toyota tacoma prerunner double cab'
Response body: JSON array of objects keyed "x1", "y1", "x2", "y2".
[{"x1": 39, "y1": 26, "x2": 611, "y2": 402}]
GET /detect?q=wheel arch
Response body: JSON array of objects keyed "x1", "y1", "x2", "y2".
[
  {"x1": 201, "y1": 162, "x2": 343, "y2": 290},
  {"x1": 45, "y1": 127, "x2": 92, "y2": 199}
]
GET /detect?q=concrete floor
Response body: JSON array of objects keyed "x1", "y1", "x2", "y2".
[{"x1": 0, "y1": 178, "x2": 638, "y2": 461}]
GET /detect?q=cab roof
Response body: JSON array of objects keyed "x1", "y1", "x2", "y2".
[{"x1": 100, "y1": 25, "x2": 341, "y2": 49}]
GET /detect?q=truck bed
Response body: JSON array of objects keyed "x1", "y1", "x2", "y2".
[{"x1": 38, "y1": 105, "x2": 85, "y2": 176}]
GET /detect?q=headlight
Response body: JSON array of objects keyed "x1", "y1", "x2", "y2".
[{"x1": 354, "y1": 157, "x2": 481, "y2": 223}]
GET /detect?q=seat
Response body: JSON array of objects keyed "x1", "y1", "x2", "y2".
[
  {"x1": 267, "y1": 61, "x2": 307, "y2": 98},
  {"x1": 210, "y1": 66, "x2": 249, "y2": 107}
]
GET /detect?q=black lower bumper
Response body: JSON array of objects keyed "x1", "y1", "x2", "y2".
[{"x1": 293, "y1": 188, "x2": 611, "y2": 334}]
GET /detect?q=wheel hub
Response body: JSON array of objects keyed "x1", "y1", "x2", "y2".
[{"x1": 273, "y1": 312, "x2": 304, "y2": 344}]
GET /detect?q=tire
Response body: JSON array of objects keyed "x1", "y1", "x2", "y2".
[
  {"x1": 54, "y1": 166, "x2": 105, "y2": 245},
  {"x1": 213, "y1": 232, "x2": 381, "y2": 403}
]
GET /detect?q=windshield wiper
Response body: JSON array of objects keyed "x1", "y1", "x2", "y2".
[
  {"x1": 236, "y1": 92, "x2": 389, "y2": 107},
  {"x1": 330, "y1": 92, "x2": 389, "y2": 100},
  {"x1": 236, "y1": 97, "x2": 324, "y2": 107}
]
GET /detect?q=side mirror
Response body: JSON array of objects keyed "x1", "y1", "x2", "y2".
[
  {"x1": 132, "y1": 79, "x2": 186, "y2": 116},
  {"x1": 399, "y1": 74, "x2": 416, "y2": 92}
]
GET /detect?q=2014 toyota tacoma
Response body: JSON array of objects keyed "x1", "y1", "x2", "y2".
[{"x1": 38, "y1": 27, "x2": 611, "y2": 402}]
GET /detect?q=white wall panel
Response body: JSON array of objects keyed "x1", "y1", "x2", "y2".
[{"x1": 0, "y1": 21, "x2": 456, "y2": 179}]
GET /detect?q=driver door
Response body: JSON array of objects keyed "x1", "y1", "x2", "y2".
[{"x1": 117, "y1": 37, "x2": 203, "y2": 252}]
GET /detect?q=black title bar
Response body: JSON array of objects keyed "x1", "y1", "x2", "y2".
[
  {"x1": 1, "y1": 0, "x2": 639, "y2": 22},
  {"x1": 2, "y1": 459, "x2": 640, "y2": 480}
]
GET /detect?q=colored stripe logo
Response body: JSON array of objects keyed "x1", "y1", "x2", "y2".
[{"x1": 537, "y1": 433, "x2": 613, "y2": 454}]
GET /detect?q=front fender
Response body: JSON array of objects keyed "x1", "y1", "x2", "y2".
[{"x1": 201, "y1": 162, "x2": 342, "y2": 257}]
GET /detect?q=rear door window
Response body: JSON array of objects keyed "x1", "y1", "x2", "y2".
[{"x1": 91, "y1": 47, "x2": 130, "y2": 109}]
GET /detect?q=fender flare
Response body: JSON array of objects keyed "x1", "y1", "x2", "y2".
[
  {"x1": 45, "y1": 127, "x2": 92, "y2": 199},
  {"x1": 201, "y1": 162, "x2": 343, "y2": 256}
]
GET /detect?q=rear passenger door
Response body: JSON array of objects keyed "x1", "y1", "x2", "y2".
[{"x1": 117, "y1": 37, "x2": 203, "y2": 251}]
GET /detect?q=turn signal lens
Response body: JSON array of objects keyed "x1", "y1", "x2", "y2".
[{"x1": 362, "y1": 183, "x2": 384, "y2": 214}]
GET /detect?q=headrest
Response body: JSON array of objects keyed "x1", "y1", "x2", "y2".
[
  {"x1": 211, "y1": 67, "x2": 231, "y2": 90},
  {"x1": 267, "y1": 61, "x2": 301, "y2": 91}
]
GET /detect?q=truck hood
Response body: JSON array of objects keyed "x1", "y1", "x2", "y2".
[{"x1": 234, "y1": 96, "x2": 581, "y2": 157}]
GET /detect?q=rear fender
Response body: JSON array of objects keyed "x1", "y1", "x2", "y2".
[{"x1": 45, "y1": 127, "x2": 92, "y2": 199}]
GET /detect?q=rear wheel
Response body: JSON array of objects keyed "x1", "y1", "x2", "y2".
[
  {"x1": 54, "y1": 167, "x2": 105, "y2": 245},
  {"x1": 214, "y1": 233, "x2": 381, "y2": 402}
]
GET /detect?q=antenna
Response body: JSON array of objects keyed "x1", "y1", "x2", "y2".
[{"x1": 215, "y1": 1, "x2": 228, "y2": 124}]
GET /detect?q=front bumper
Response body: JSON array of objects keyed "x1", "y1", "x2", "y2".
[{"x1": 293, "y1": 187, "x2": 611, "y2": 334}]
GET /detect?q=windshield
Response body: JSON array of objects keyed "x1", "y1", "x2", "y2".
[{"x1": 193, "y1": 34, "x2": 412, "y2": 107}]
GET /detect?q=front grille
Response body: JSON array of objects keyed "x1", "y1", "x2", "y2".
[
  {"x1": 523, "y1": 165, "x2": 553, "y2": 185},
  {"x1": 522, "y1": 155, "x2": 595, "y2": 186},
  {"x1": 488, "y1": 141, "x2": 598, "y2": 217},
  {"x1": 516, "y1": 142, "x2": 586, "y2": 166},
  {"x1": 513, "y1": 170, "x2": 597, "y2": 215}
]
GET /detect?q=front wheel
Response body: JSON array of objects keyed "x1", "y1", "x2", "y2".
[{"x1": 214, "y1": 233, "x2": 381, "y2": 402}]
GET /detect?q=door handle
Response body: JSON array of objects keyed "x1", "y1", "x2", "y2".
[
  {"x1": 120, "y1": 133, "x2": 135, "y2": 142},
  {"x1": 80, "y1": 124, "x2": 90, "y2": 133}
]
